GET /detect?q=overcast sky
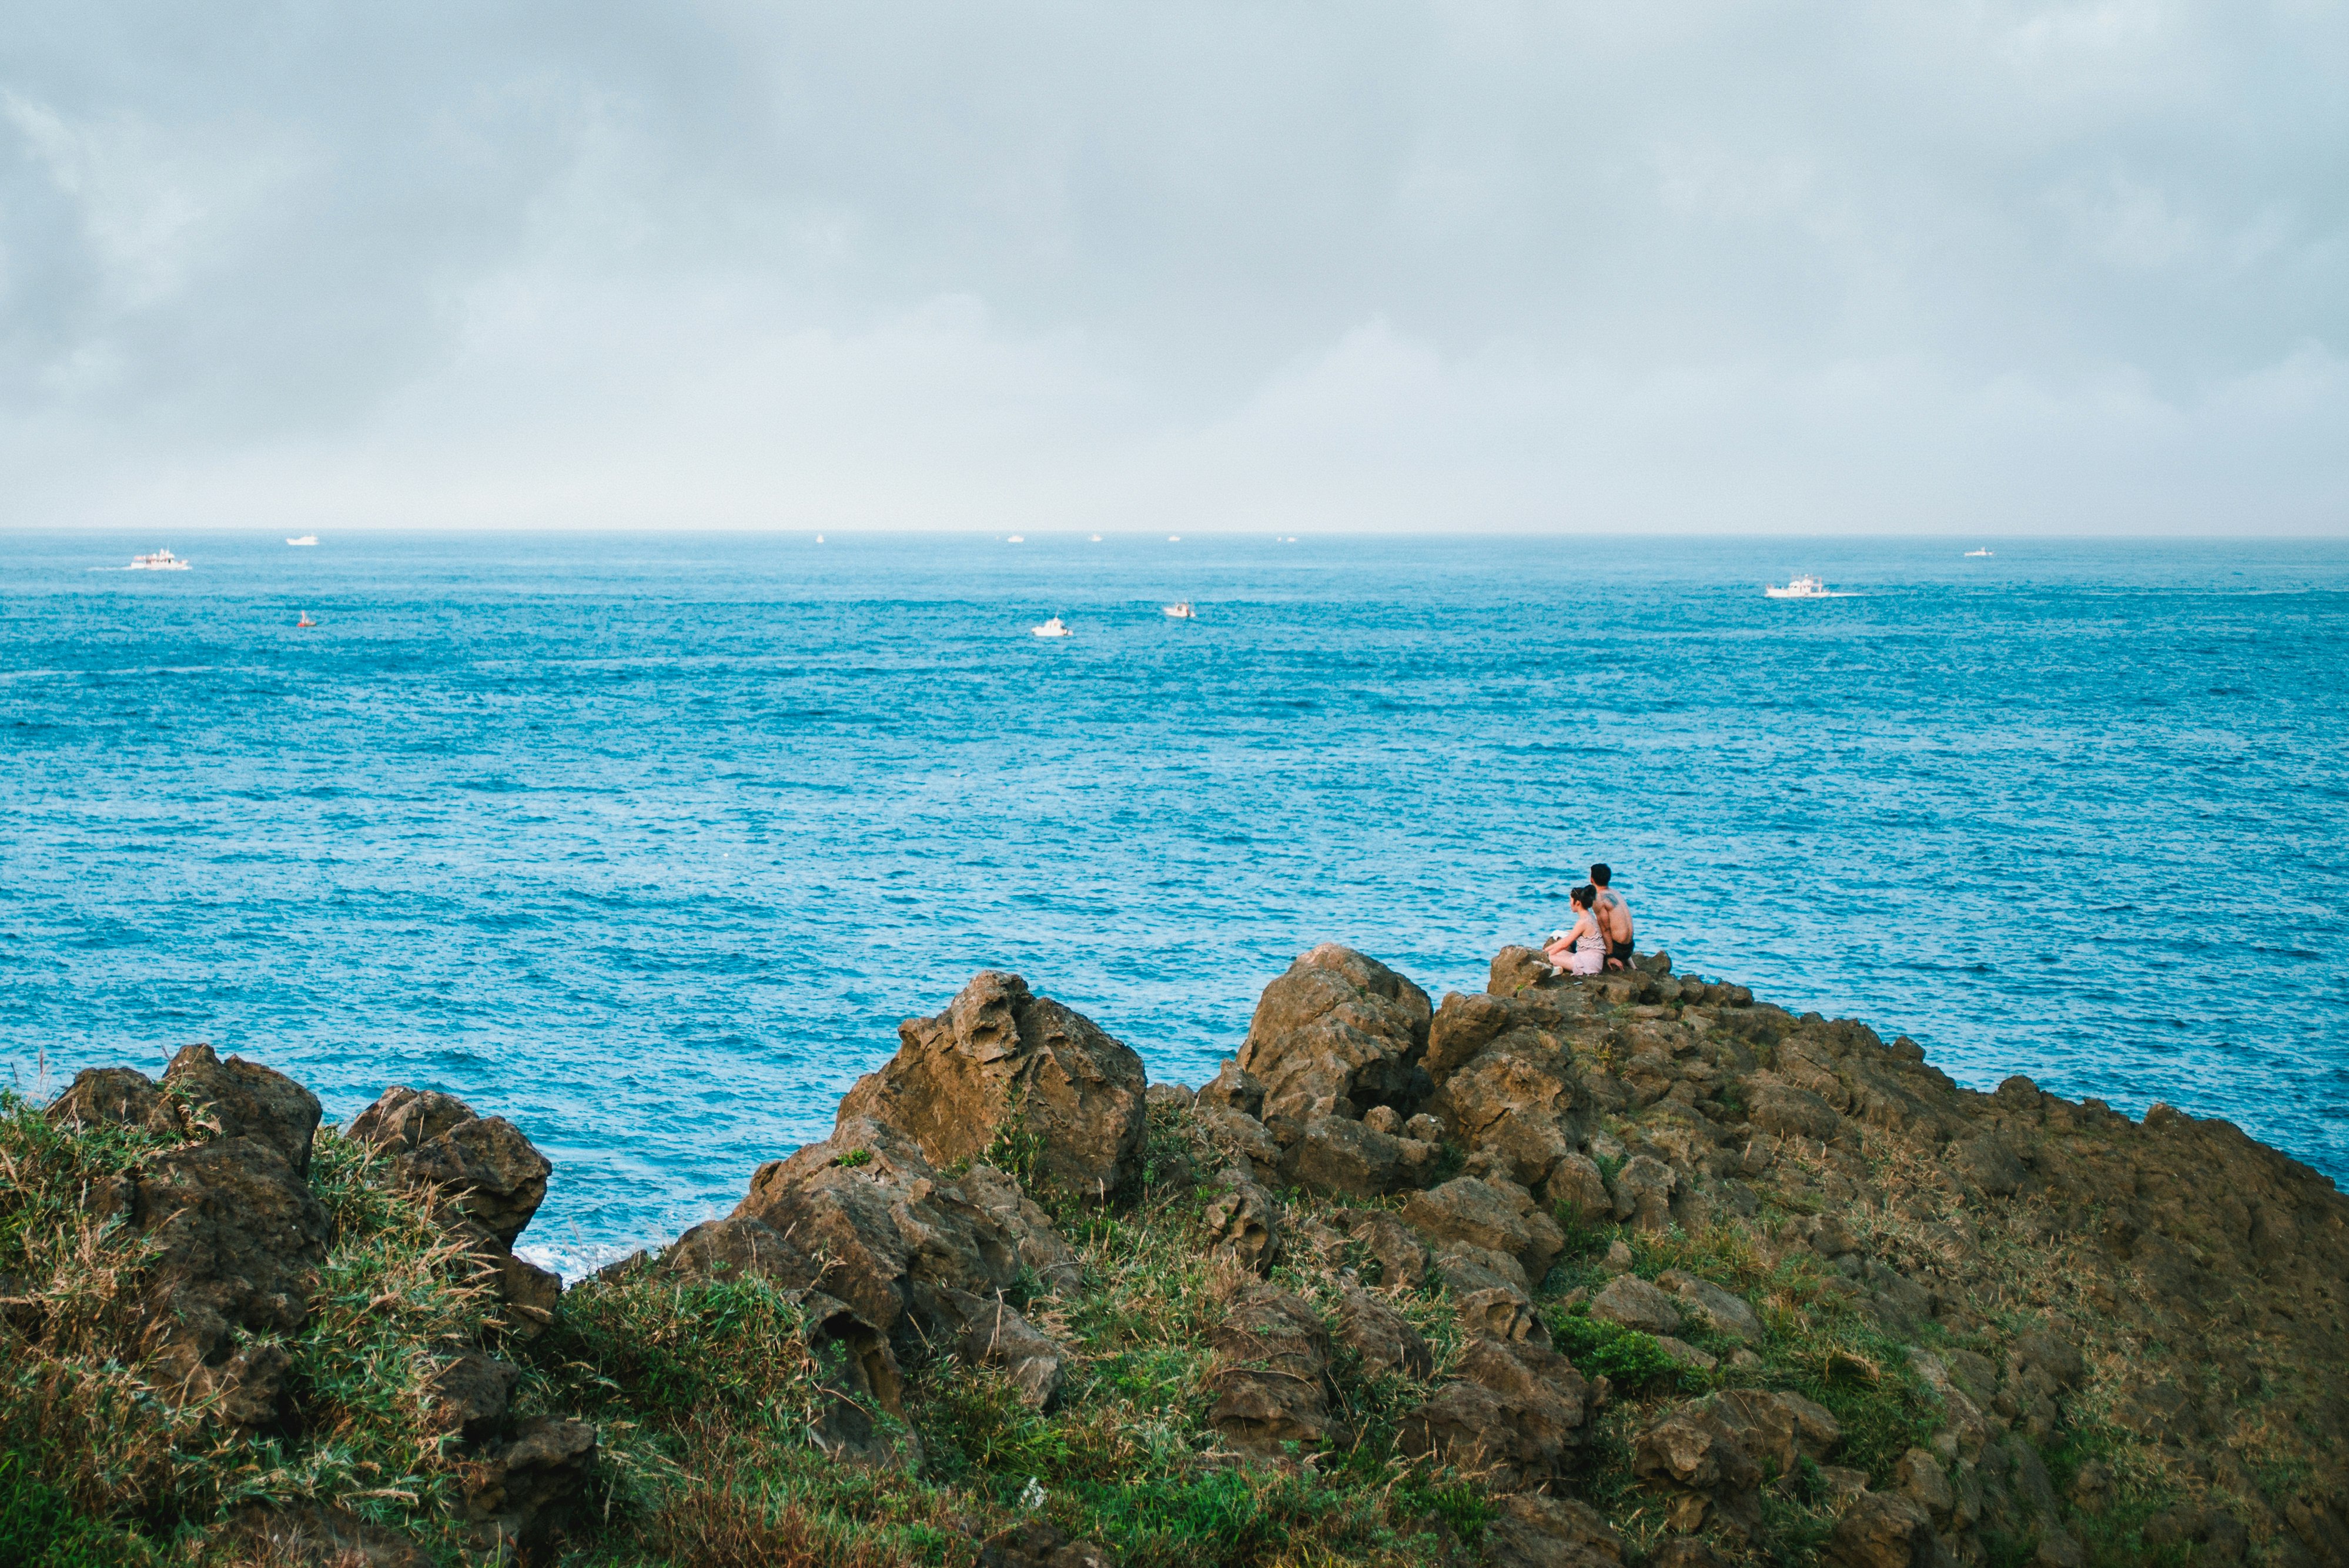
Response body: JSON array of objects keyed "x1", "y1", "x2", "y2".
[{"x1": 4, "y1": 2, "x2": 2344, "y2": 534}]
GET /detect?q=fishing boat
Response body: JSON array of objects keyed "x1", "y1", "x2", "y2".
[
  {"x1": 1163, "y1": 601, "x2": 1196, "y2": 619},
  {"x1": 1765, "y1": 575, "x2": 1831, "y2": 599},
  {"x1": 1031, "y1": 616, "x2": 1072, "y2": 638},
  {"x1": 296, "y1": 611, "x2": 317, "y2": 629},
  {"x1": 1964, "y1": 548, "x2": 1993, "y2": 558},
  {"x1": 1008, "y1": 534, "x2": 1026, "y2": 544},
  {"x1": 127, "y1": 550, "x2": 189, "y2": 571},
  {"x1": 287, "y1": 535, "x2": 317, "y2": 547}
]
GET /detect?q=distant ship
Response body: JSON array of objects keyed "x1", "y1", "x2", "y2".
[
  {"x1": 296, "y1": 611, "x2": 317, "y2": 629},
  {"x1": 1032, "y1": 616, "x2": 1072, "y2": 638},
  {"x1": 1167, "y1": 534, "x2": 1182, "y2": 542},
  {"x1": 1008, "y1": 534, "x2": 1026, "y2": 544},
  {"x1": 1163, "y1": 601, "x2": 1196, "y2": 619},
  {"x1": 287, "y1": 535, "x2": 317, "y2": 547},
  {"x1": 1965, "y1": 548, "x2": 1993, "y2": 558},
  {"x1": 128, "y1": 550, "x2": 190, "y2": 571},
  {"x1": 1765, "y1": 575, "x2": 1831, "y2": 599}
]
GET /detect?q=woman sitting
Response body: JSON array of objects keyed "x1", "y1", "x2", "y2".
[{"x1": 1544, "y1": 885, "x2": 1607, "y2": 977}]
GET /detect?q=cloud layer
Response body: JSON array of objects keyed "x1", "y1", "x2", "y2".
[{"x1": 4, "y1": 1, "x2": 2344, "y2": 532}]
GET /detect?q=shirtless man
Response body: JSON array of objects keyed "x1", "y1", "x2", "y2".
[{"x1": 1591, "y1": 863, "x2": 1634, "y2": 970}]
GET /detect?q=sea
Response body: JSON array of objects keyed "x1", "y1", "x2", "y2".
[{"x1": 4, "y1": 532, "x2": 2343, "y2": 1277}]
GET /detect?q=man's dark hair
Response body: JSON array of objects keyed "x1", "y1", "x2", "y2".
[
  {"x1": 1571, "y1": 884, "x2": 1595, "y2": 909},
  {"x1": 1590, "y1": 863, "x2": 1612, "y2": 886}
]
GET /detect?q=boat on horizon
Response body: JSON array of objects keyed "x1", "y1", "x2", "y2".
[
  {"x1": 127, "y1": 550, "x2": 189, "y2": 571},
  {"x1": 1031, "y1": 615, "x2": 1072, "y2": 638},
  {"x1": 1163, "y1": 601, "x2": 1196, "y2": 619},
  {"x1": 1765, "y1": 575, "x2": 1832, "y2": 599},
  {"x1": 1965, "y1": 547, "x2": 1993, "y2": 557},
  {"x1": 287, "y1": 535, "x2": 317, "y2": 547},
  {"x1": 1008, "y1": 534, "x2": 1026, "y2": 544}
]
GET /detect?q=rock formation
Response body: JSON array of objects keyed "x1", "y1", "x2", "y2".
[
  {"x1": 839, "y1": 970, "x2": 1149, "y2": 1200},
  {"x1": 21, "y1": 940, "x2": 2349, "y2": 1568}
]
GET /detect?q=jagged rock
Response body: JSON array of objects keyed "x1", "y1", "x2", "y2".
[
  {"x1": 1454, "y1": 1285, "x2": 1548, "y2": 1347},
  {"x1": 1653, "y1": 1336, "x2": 1718, "y2": 1371},
  {"x1": 1145, "y1": 1081, "x2": 1195, "y2": 1109},
  {"x1": 1197, "y1": 1059, "x2": 1266, "y2": 1117},
  {"x1": 1485, "y1": 945, "x2": 1561, "y2": 999},
  {"x1": 1398, "y1": 1335, "x2": 1594, "y2": 1486},
  {"x1": 459, "y1": 1415, "x2": 598, "y2": 1553},
  {"x1": 1482, "y1": 1493, "x2": 1627, "y2": 1567},
  {"x1": 1546, "y1": 1150, "x2": 1612, "y2": 1221},
  {"x1": 349, "y1": 1084, "x2": 558, "y2": 1335},
  {"x1": 1340, "y1": 1208, "x2": 1429, "y2": 1291},
  {"x1": 840, "y1": 971, "x2": 1147, "y2": 1200},
  {"x1": 1707, "y1": 1387, "x2": 1842, "y2": 1474},
  {"x1": 108, "y1": 1120, "x2": 332, "y2": 1426},
  {"x1": 1611, "y1": 1154, "x2": 1679, "y2": 1231},
  {"x1": 213, "y1": 1505, "x2": 433, "y2": 1567},
  {"x1": 1194, "y1": 1102, "x2": 1284, "y2": 1181},
  {"x1": 424, "y1": 1350, "x2": 521, "y2": 1442},
  {"x1": 1401, "y1": 1177, "x2": 1564, "y2": 1282},
  {"x1": 1285, "y1": 1114, "x2": 1437, "y2": 1198},
  {"x1": 661, "y1": 1214, "x2": 805, "y2": 1281},
  {"x1": 158, "y1": 1044, "x2": 324, "y2": 1175},
  {"x1": 1591, "y1": 1275, "x2": 1684, "y2": 1336},
  {"x1": 946, "y1": 1286, "x2": 1068, "y2": 1409},
  {"x1": 392, "y1": 1115, "x2": 552, "y2": 1249},
  {"x1": 1749, "y1": 1082, "x2": 1842, "y2": 1142},
  {"x1": 733, "y1": 1117, "x2": 1021, "y2": 1342},
  {"x1": 961, "y1": 1162, "x2": 1085, "y2": 1294},
  {"x1": 1209, "y1": 1283, "x2": 1347, "y2": 1458},
  {"x1": 46, "y1": 1066, "x2": 181, "y2": 1140},
  {"x1": 1823, "y1": 1490, "x2": 1936, "y2": 1567},
  {"x1": 347, "y1": 1085, "x2": 474, "y2": 1154},
  {"x1": 1203, "y1": 1178, "x2": 1284, "y2": 1275},
  {"x1": 1634, "y1": 1397, "x2": 1765, "y2": 1536},
  {"x1": 1658, "y1": 1269, "x2": 1764, "y2": 1344},
  {"x1": 1436, "y1": 1243, "x2": 1531, "y2": 1297},
  {"x1": 1237, "y1": 944, "x2": 1433, "y2": 1127},
  {"x1": 1896, "y1": 1448, "x2": 1955, "y2": 1520},
  {"x1": 798, "y1": 1291, "x2": 920, "y2": 1468},
  {"x1": 1334, "y1": 1285, "x2": 1432, "y2": 1378}
]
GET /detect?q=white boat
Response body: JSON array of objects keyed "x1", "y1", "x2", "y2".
[
  {"x1": 1163, "y1": 601, "x2": 1196, "y2": 619},
  {"x1": 1007, "y1": 534, "x2": 1026, "y2": 544},
  {"x1": 1765, "y1": 575, "x2": 1831, "y2": 599},
  {"x1": 1167, "y1": 534, "x2": 1182, "y2": 542},
  {"x1": 815, "y1": 534, "x2": 825, "y2": 544},
  {"x1": 1964, "y1": 548, "x2": 1992, "y2": 558},
  {"x1": 1031, "y1": 616, "x2": 1072, "y2": 638},
  {"x1": 286, "y1": 535, "x2": 317, "y2": 547},
  {"x1": 127, "y1": 549, "x2": 189, "y2": 571},
  {"x1": 1089, "y1": 534, "x2": 1102, "y2": 542}
]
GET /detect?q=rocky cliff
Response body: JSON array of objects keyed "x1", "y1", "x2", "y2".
[{"x1": 4, "y1": 944, "x2": 2343, "y2": 1567}]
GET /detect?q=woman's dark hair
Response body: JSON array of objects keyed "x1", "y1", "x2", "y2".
[{"x1": 1571, "y1": 884, "x2": 1595, "y2": 909}]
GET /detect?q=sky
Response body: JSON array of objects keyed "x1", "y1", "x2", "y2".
[{"x1": 3, "y1": 2, "x2": 2345, "y2": 535}]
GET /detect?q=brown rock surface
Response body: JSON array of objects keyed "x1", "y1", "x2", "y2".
[
  {"x1": 1398, "y1": 1334, "x2": 1594, "y2": 1486},
  {"x1": 1207, "y1": 1282, "x2": 1347, "y2": 1459},
  {"x1": 1236, "y1": 944, "x2": 1433, "y2": 1127},
  {"x1": 839, "y1": 970, "x2": 1148, "y2": 1200}
]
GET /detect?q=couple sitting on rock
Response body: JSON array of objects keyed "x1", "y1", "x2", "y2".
[{"x1": 1543, "y1": 862, "x2": 1634, "y2": 977}]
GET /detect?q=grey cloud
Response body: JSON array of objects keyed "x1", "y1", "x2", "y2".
[{"x1": 2, "y1": 1, "x2": 2344, "y2": 531}]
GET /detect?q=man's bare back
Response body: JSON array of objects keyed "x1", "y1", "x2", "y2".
[{"x1": 1590, "y1": 863, "x2": 1634, "y2": 967}]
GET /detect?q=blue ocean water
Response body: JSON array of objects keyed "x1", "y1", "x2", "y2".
[{"x1": 3, "y1": 532, "x2": 2344, "y2": 1275}]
